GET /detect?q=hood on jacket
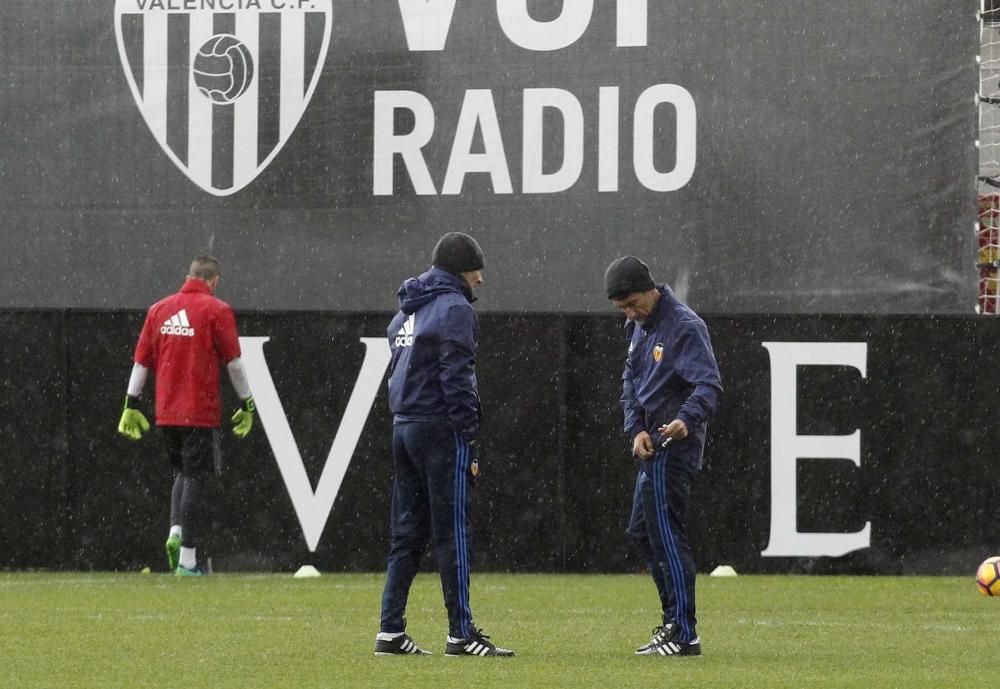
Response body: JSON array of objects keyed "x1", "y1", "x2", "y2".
[
  {"x1": 398, "y1": 267, "x2": 473, "y2": 314},
  {"x1": 624, "y1": 284, "x2": 677, "y2": 335}
]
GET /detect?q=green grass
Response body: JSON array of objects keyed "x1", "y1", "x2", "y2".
[{"x1": 1, "y1": 572, "x2": 998, "y2": 688}]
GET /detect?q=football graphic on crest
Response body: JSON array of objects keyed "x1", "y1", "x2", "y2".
[{"x1": 193, "y1": 34, "x2": 254, "y2": 104}]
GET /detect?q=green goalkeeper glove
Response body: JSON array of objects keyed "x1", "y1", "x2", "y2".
[
  {"x1": 117, "y1": 395, "x2": 150, "y2": 441},
  {"x1": 231, "y1": 396, "x2": 255, "y2": 438}
]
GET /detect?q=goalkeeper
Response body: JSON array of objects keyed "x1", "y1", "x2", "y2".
[{"x1": 117, "y1": 255, "x2": 255, "y2": 576}]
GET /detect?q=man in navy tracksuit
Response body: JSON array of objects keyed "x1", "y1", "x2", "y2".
[
  {"x1": 375, "y1": 232, "x2": 515, "y2": 658},
  {"x1": 605, "y1": 256, "x2": 723, "y2": 657}
]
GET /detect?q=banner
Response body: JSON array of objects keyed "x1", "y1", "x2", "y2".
[
  {"x1": 0, "y1": 310, "x2": 995, "y2": 575},
  {"x1": 0, "y1": 1, "x2": 978, "y2": 313}
]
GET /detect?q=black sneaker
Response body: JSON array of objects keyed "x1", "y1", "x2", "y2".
[
  {"x1": 635, "y1": 622, "x2": 678, "y2": 654},
  {"x1": 638, "y1": 634, "x2": 702, "y2": 657},
  {"x1": 374, "y1": 632, "x2": 431, "y2": 656},
  {"x1": 445, "y1": 629, "x2": 516, "y2": 657}
]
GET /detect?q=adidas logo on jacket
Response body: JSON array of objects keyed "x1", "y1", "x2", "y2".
[
  {"x1": 394, "y1": 314, "x2": 415, "y2": 347},
  {"x1": 160, "y1": 309, "x2": 195, "y2": 337}
]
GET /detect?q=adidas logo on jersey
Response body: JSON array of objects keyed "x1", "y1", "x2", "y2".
[
  {"x1": 160, "y1": 309, "x2": 195, "y2": 337},
  {"x1": 394, "y1": 314, "x2": 415, "y2": 347}
]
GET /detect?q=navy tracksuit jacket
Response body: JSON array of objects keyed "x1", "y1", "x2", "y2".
[
  {"x1": 385, "y1": 268, "x2": 481, "y2": 440},
  {"x1": 380, "y1": 268, "x2": 482, "y2": 639},
  {"x1": 621, "y1": 285, "x2": 722, "y2": 642}
]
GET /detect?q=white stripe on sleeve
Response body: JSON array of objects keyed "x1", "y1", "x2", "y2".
[
  {"x1": 226, "y1": 357, "x2": 252, "y2": 400},
  {"x1": 127, "y1": 362, "x2": 149, "y2": 397}
]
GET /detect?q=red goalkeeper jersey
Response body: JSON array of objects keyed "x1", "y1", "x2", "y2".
[{"x1": 134, "y1": 278, "x2": 242, "y2": 427}]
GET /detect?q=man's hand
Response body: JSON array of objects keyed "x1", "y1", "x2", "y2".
[
  {"x1": 117, "y1": 395, "x2": 149, "y2": 440},
  {"x1": 231, "y1": 396, "x2": 255, "y2": 438},
  {"x1": 631, "y1": 431, "x2": 655, "y2": 460},
  {"x1": 657, "y1": 419, "x2": 689, "y2": 443}
]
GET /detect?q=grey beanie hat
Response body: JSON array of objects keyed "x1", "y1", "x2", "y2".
[
  {"x1": 432, "y1": 232, "x2": 485, "y2": 275},
  {"x1": 604, "y1": 256, "x2": 656, "y2": 299}
]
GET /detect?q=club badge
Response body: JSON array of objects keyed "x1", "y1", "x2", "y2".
[
  {"x1": 114, "y1": 1, "x2": 333, "y2": 195},
  {"x1": 653, "y1": 343, "x2": 664, "y2": 362}
]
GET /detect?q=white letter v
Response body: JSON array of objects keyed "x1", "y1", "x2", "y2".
[
  {"x1": 240, "y1": 336, "x2": 392, "y2": 552},
  {"x1": 397, "y1": 0, "x2": 457, "y2": 51}
]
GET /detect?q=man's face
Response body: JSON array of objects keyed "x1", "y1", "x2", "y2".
[
  {"x1": 461, "y1": 269, "x2": 483, "y2": 292},
  {"x1": 611, "y1": 289, "x2": 658, "y2": 322}
]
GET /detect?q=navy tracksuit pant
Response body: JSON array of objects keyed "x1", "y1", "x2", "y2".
[
  {"x1": 626, "y1": 449, "x2": 698, "y2": 642},
  {"x1": 380, "y1": 420, "x2": 476, "y2": 639}
]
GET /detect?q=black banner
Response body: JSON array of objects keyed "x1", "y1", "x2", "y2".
[
  {"x1": 0, "y1": 1, "x2": 978, "y2": 314},
  {"x1": 0, "y1": 310, "x2": 995, "y2": 575}
]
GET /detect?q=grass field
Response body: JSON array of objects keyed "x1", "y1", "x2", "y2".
[{"x1": 1, "y1": 572, "x2": 998, "y2": 688}]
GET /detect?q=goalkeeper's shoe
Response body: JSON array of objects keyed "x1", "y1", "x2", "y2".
[
  {"x1": 445, "y1": 629, "x2": 515, "y2": 657},
  {"x1": 374, "y1": 633, "x2": 431, "y2": 656},
  {"x1": 174, "y1": 565, "x2": 206, "y2": 577},
  {"x1": 164, "y1": 535, "x2": 181, "y2": 572}
]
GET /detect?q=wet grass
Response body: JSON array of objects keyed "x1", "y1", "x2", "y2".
[{"x1": 0, "y1": 572, "x2": 997, "y2": 688}]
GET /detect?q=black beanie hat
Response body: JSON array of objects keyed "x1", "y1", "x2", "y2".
[
  {"x1": 432, "y1": 232, "x2": 485, "y2": 275},
  {"x1": 604, "y1": 256, "x2": 656, "y2": 299}
]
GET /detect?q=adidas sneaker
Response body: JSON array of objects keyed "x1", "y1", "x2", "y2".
[
  {"x1": 638, "y1": 634, "x2": 702, "y2": 657},
  {"x1": 635, "y1": 622, "x2": 678, "y2": 654},
  {"x1": 445, "y1": 629, "x2": 515, "y2": 657},
  {"x1": 374, "y1": 632, "x2": 430, "y2": 656}
]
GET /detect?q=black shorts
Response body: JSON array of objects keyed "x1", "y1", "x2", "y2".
[{"x1": 161, "y1": 426, "x2": 222, "y2": 476}]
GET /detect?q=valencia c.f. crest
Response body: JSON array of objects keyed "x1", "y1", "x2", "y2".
[{"x1": 114, "y1": 0, "x2": 332, "y2": 195}]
